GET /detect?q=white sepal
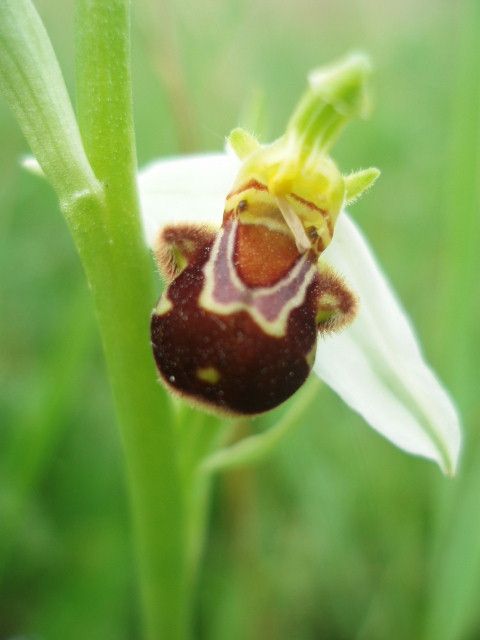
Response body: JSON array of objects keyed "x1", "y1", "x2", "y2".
[
  {"x1": 315, "y1": 214, "x2": 461, "y2": 475},
  {"x1": 138, "y1": 153, "x2": 238, "y2": 245}
]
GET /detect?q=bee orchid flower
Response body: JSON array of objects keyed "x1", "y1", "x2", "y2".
[
  {"x1": 139, "y1": 55, "x2": 461, "y2": 476},
  {"x1": 20, "y1": 55, "x2": 461, "y2": 476}
]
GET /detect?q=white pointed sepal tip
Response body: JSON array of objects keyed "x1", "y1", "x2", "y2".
[{"x1": 315, "y1": 213, "x2": 461, "y2": 476}]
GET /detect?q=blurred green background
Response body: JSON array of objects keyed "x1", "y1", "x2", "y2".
[{"x1": 1, "y1": 1, "x2": 479, "y2": 638}]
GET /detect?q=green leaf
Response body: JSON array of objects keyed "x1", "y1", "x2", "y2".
[{"x1": 0, "y1": 0, "x2": 100, "y2": 205}]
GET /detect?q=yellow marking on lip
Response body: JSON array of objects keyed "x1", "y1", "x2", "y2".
[
  {"x1": 155, "y1": 295, "x2": 173, "y2": 315},
  {"x1": 196, "y1": 366, "x2": 221, "y2": 384},
  {"x1": 237, "y1": 212, "x2": 291, "y2": 235},
  {"x1": 319, "y1": 292, "x2": 338, "y2": 306},
  {"x1": 305, "y1": 343, "x2": 317, "y2": 368}
]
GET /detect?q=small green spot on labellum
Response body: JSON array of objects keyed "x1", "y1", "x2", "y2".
[{"x1": 196, "y1": 366, "x2": 221, "y2": 384}]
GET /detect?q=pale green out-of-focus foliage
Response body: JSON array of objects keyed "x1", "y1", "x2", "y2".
[{"x1": 0, "y1": 1, "x2": 479, "y2": 639}]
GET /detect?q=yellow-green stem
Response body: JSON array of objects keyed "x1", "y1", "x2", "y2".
[
  {"x1": 74, "y1": 2, "x2": 188, "y2": 638},
  {"x1": 0, "y1": 0, "x2": 190, "y2": 637}
]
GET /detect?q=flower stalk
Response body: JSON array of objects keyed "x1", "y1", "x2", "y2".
[
  {"x1": 0, "y1": 1, "x2": 190, "y2": 638},
  {"x1": 74, "y1": 3, "x2": 190, "y2": 637}
]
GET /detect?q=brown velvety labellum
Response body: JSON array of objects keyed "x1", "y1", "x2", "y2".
[
  {"x1": 151, "y1": 271, "x2": 317, "y2": 415},
  {"x1": 151, "y1": 183, "x2": 356, "y2": 416}
]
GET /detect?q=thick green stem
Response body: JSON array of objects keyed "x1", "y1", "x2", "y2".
[
  {"x1": 74, "y1": 2, "x2": 187, "y2": 638},
  {"x1": 68, "y1": 192, "x2": 188, "y2": 640},
  {"x1": 0, "y1": 1, "x2": 189, "y2": 638}
]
